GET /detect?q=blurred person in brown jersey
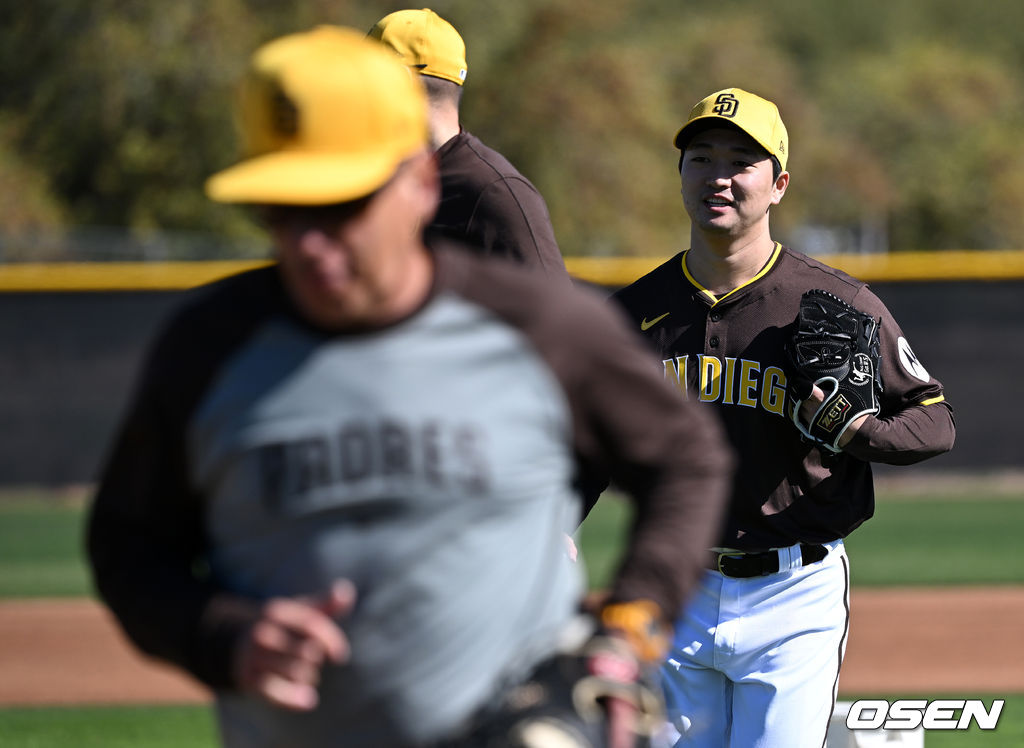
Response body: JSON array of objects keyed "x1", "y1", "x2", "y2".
[
  {"x1": 86, "y1": 26, "x2": 733, "y2": 748},
  {"x1": 369, "y1": 8, "x2": 569, "y2": 280},
  {"x1": 611, "y1": 88, "x2": 954, "y2": 747}
]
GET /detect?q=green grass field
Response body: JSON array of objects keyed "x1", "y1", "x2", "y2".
[
  {"x1": 577, "y1": 486, "x2": 1024, "y2": 590},
  {"x1": 0, "y1": 699, "x2": 1018, "y2": 748},
  {"x1": 0, "y1": 482, "x2": 1021, "y2": 745},
  {"x1": 0, "y1": 493, "x2": 91, "y2": 598},
  {"x1": 3, "y1": 483, "x2": 1022, "y2": 598},
  {"x1": 0, "y1": 705, "x2": 218, "y2": 748},
  {"x1": 844, "y1": 495, "x2": 1024, "y2": 586}
]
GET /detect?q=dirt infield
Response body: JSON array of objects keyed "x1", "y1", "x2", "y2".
[{"x1": 1, "y1": 586, "x2": 1021, "y2": 706}]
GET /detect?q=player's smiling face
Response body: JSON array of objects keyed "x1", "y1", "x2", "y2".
[{"x1": 679, "y1": 126, "x2": 788, "y2": 239}]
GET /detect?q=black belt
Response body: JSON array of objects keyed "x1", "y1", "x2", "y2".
[{"x1": 714, "y1": 544, "x2": 828, "y2": 578}]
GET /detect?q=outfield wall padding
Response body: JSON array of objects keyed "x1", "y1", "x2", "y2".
[{"x1": 0, "y1": 280, "x2": 1016, "y2": 485}]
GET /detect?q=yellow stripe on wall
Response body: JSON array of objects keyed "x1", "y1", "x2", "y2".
[
  {"x1": 562, "y1": 256, "x2": 672, "y2": 287},
  {"x1": 565, "y1": 250, "x2": 1024, "y2": 286},
  {"x1": 568, "y1": 250, "x2": 1024, "y2": 286},
  {"x1": 2, "y1": 250, "x2": 1024, "y2": 292},
  {"x1": 812, "y1": 250, "x2": 1024, "y2": 283},
  {"x1": 0, "y1": 260, "x2": 273, "y2": 292}
]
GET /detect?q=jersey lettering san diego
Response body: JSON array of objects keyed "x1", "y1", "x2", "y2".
[{"x1": 663, "y1": 353, "x2": 788, "y2": 417}]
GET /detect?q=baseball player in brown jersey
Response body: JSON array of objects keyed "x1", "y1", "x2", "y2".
[
  {"x1": 369, "y1": 9, "x2": 570, "y2": 280},
  {"x1": 86, "y1": 27, "x2": 734, "y2": 748},
  {"x1": 610, "y1": 88, "x2": 955, "y2": 747}
]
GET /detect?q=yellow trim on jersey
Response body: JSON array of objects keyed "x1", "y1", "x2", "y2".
[
  {"x1": 680, "y1": 252, "x2": 718, "y2": 303},
  {"x1": 919, "y1": 396, "x2": 946, "y2": 406},
  {"x1": 680, "y1": 243, "x2": 783, "y2": 305}
]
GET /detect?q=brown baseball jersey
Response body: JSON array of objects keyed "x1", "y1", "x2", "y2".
[
  {"x1": 428, "y1": 131, "x2": 570, "y2": 281},
  {"x1": 612, "y1": 243, "x2": 955, "y2": 551}
]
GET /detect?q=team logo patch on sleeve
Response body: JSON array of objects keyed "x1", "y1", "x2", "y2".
[{"x1": 898, "y1": 337, "x2": 930, "y2": 382}]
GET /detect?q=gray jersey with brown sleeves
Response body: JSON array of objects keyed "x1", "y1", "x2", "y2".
[
  {"x1": 612, "y1": 243, "x2": 954, "y2": 551},
  {"x1": 88, "y1": 242, "x2": 731, "y2": 747}
]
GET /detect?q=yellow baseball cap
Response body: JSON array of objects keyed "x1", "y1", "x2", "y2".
[
  {"x1": 368, "y1": 8, "x2": 468, "y2": 86},
  {"x1": 673, "y1": 88, "x2": 789, "y2": 172},
  {"x1": 205, "y1": 25, "x2": 429, "y2": 206}
]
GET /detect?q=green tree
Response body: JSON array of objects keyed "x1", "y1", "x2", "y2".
[
  {"x1": 5, "y1": 0, "x2": 1024, "y2": 258},
  {"x1": 817, "y1": 41, "x2": 1024, "y2": 250}
]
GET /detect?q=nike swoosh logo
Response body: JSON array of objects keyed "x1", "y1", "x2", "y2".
[{"x1": 640, "y1": 312, "x2": 670, "y2": 331}]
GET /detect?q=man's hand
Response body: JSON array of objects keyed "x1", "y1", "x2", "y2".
[
  {"x1": 234, "y1": 580, "x2": 357, "y2": 710},
  {"x1": 576, "y1": 633, "x2": 665, "y2": 748},
  {"x1": 564, "y1": 532, "x2": 579, "y2": 562},
  {"x1": 605, "y1": 691, "x2": 641, "y2": 748},
  {"x1": 797, "y1": 384, "x2": 869, "y2": 449},
  {"x1": 597, "y1": 600, "x2": 672, "y2": 747}
]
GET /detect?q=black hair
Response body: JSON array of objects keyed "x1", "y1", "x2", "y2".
[{"x1": 421, "y1": 75, "x2": 463, "y2": 108}]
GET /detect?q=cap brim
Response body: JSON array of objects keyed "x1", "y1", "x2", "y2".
[
  {"x1": 205, "y1": 149, "x2": 406, "y2": 205},
  {"x1": 673, "y1": 117, "x2": 771, "y2": 158}
]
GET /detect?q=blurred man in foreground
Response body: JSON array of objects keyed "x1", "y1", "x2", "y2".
[{"x1": 87, "y1": 26, "x2": 733, "y2": 748}]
